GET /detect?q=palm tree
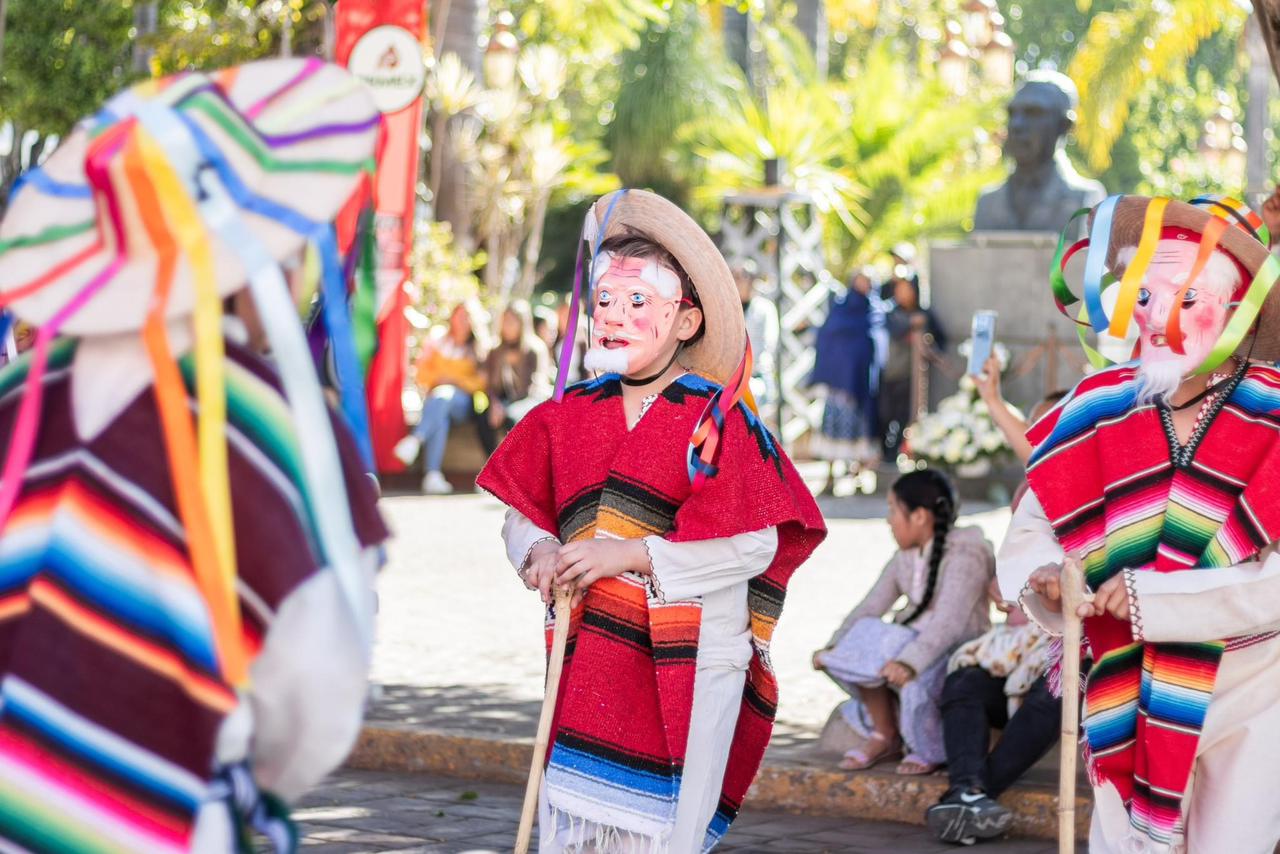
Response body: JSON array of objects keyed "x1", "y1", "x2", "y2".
[
  {"x1": 428, "y1": 0, "x2": 486, "y2": 250},
  {"x1": 607, "y1": 4, "x2": 730, "y2": 204},
  {"x1": 681, "y1": 36, "x2": 1001, "y2": 271},
  {"x1": 1067, "y1": 0, "x2": 1247, "y2": 173}
]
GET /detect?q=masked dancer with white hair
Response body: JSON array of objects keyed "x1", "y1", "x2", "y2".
[
  {"x1": 998, "y1": 195, "x2": 1280, "y2": 853},
  {"x1": 478, "y1": 190, "x2": 825, "y2": 852}
]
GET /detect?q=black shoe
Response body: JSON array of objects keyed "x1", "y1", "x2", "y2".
[{"x1": 926, "y1": 789, "x2": 1014, "y2": 845}]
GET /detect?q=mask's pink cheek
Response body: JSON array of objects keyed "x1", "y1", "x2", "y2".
[
  {"x1": 1193, "y1": 307, "x2": 1222, "y2": 331},
  {"x1": 632, "y1": 316, "x2": 652, "y2": 333}
]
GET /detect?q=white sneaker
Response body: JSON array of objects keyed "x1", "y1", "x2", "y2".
[
  {"x1": 422, "y1": 470, "x2": 454, "y2": 495},
  {"x1": 393, "y1": 435, "x2": 421, "y2": 466}
]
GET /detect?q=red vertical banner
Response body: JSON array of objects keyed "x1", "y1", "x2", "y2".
[{"x1": 337, "y1": 0, "x2": 428, "y2": 473}]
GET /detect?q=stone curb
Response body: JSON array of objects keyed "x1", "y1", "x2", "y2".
[{"x1": 345, "y1": 724, "x2": 1091, "y2": 841}]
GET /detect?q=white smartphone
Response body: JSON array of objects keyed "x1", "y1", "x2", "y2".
[{"x1": 967, "y1": 310, "x2": 997, "y2": 377}]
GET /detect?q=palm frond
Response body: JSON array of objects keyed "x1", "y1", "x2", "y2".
[{"x1": 1068, "y1": 0, "x2": 1244, "y2": 172}]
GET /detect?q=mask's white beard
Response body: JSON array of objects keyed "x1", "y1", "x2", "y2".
[
  {"x1": 583, "y1": 346, "x2": 630, "y2": 374},
  {"x1": 1136, "y1": 356, "x2": 1192, "y2": 405}
]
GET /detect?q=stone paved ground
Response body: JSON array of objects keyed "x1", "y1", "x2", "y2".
[
  {"x1": 369, "y1": 489, "x2": 1013, "y2": 737},
  {"x1": 296, "y1": 769, "x2": 1081, "y2": 853}
]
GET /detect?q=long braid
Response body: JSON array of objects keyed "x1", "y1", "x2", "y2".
[{"x1": 897, "y1": 470, "x2": 956, "y2": 626}]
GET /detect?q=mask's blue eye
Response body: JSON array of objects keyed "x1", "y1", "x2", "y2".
[
  {"x1": 629, "y1": 292, "x2": 647, "y2": 307},
  {"x1": 1181, "y1": 289, "x2": 1197, "y2": 305},
  {"x1": 1137, "y1": 288, "x2": 1151, "y2": 306},
  {"x1": 597, "y1": 289, "x2": 613, "y2": 306}
]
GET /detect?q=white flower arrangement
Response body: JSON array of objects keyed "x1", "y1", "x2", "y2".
[{"x1": 905, "y1": 360, "x2": 1021, "y2": 469}]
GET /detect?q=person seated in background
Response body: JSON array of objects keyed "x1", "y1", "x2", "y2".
[
  {"x1": 925, "y1": 577, "x2": 1057, "y2": 845},
  {"x1": 394, "y1": 302, "x2": 486, "y2": 494},
  {"x1": 920, "y1": 377, "x2": 1071, "y2": 843},
  {"x1": 813, "y1": 469, "x2": 993, "y2": 775},
  {"x1": 475, "y1": 301, "x2": 551, "y2": 456}
]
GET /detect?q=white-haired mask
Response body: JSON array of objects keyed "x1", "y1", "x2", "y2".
[
  {"x1": 584, "y1": 250, "x2": 692, "y2": 376},
  {"x1": 1123, "y1": 235, "x2": 1240, "y2": 402}
]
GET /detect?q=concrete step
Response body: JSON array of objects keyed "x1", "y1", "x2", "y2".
[{"x1": 345, "y1": 722, "x2": 1091, "y2": 842}]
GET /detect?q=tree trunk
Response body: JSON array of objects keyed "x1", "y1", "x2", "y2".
[
  {"x1": 132, "y1": 1, "x2": 158, "y2": 73},
  {"x1": 722, "y1": 6, "x2": 750, "y2": 77},
  {"x1": 794, "y1": 0, "x2": 828, "y2": 79},
  {"x1": 432, "y1": 0, "x2": 485, "y2": 251},
  {"x1": 1245, "y1": 14, "x2": 1273, "y2": 204},
  {"x1": 515, "y1": 191, "x2": 550, "y2": 300},
  {"x1": 1256, "y1": 2, "x2": 1280, "y2": 86},
  {"x1": 0, "y1": 0, "x2": 9, "y2": 71}
]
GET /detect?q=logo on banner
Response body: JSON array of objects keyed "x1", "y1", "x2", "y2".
[{"x1": 348, "y1": 25, "x2": 426, "y2": 114}]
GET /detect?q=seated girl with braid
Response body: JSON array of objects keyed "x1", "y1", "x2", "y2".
[{"x1": 813, "y1": 469, "x2": 995, "y2": 775}]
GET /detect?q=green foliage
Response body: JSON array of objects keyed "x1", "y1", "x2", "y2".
[
  {"x1": 607, "y1": 4, "x2": 732, "y2": 205},
  {"x1": 0, "y1": 0, "x2": 139, "y2": 136},
  {"x1": 681, "y1": 28, "x2": 1002, "y2": 274},
  {"x1": 409, "y1": 218, "x2": 484, "y2": 320},
  {"x1": 150, "y1": 0, "x2": 330, "y2": 75},
  {"x1": 838, "y1": 43, "x2": 1004, "y2": 265},
  {"x1": 1067, "y1": 0, "x2": 1244, "y2": 173}
]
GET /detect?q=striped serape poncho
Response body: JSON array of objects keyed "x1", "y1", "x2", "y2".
[
  {"x1": 0, "y1": 338, "x2": 387, "y2": 852},
  {"x1": 1025, "y1": 361, "x2": 1280, "y2": 847},
  {"x1": 478, "y1": 373, "x2": 825, "y2": 852}
]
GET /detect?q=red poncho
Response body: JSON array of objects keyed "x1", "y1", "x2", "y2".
[{"x1": 478, "y1": 373, "x2": 824, "y2": 848}]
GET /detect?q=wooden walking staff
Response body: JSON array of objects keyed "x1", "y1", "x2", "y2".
[
  {"x1": 1058, "y1": 556, "x2": 1093, "y2": 854},
  {"x1": 515, "y1": 585, "x2": 574, "y2": 854}
]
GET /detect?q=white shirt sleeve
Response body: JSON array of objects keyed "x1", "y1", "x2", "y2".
[
  {"x1": 997, "y1": 491, "x2": 1066, "y2": 636},
  {"x1": 1131, "y1": 551, "x2": 1280, "y2": 642},
  {"x1": 644, "y1": 527, "x2": 779, "y2": 602},
  {"x1": 244, "y1": 547, "x2": 378, "y2": 801},
  {"x1": 502, "y1": 507, "x2": 559, "y2": 573}
]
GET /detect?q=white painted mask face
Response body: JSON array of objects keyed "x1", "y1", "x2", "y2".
[
  {"x1": 1130, "y1": 236, "x2": 1235, "y2": 401},
  {"x1": 583, "y1": 251, "x2": 688, "y2": 376}
]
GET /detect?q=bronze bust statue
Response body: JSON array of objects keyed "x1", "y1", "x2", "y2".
[{"x1": 974, "y1": 71, "x2": 1106, "y2": 234}]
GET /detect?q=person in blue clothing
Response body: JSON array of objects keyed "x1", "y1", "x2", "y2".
[{"x1": 810, "y1": 268, "x2": 885, "y2": 494}]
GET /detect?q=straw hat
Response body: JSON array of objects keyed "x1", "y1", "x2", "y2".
[
  {"x1": 0, "y1": 58, "x2": 379, "y2": 337},
  {"x1": 588, "y1": 189, "x2": 746, "y2": 386},
  {"x1": 1093, "y1": 195, "x2": 1280, "y2": 361}
]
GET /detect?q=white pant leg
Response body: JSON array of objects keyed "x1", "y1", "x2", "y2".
[
  {"x1": 667, "y1": 666, "x2": 747, "y2": 852},
  {"x1": 1087, "y1": 782, "x2": 1131, "y2": 853},
  {"x1": 1182, "y1": 637, "x2": 1280, "y2": 853}
]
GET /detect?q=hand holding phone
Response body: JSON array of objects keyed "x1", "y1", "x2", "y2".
[{"x1": 967, "y1": 310, "x2": 997, "y2": 377}]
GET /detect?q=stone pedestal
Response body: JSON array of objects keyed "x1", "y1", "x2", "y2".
[{"x1": 926, "y1": 232, "x2": 1089, "y2": 414}]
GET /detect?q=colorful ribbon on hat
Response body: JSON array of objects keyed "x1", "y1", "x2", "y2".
[
  {"x1": 169, "y1": 94, "x2": 377, "y2": 466},
  {"x1": 125, "y1": 128, "x2": 248, "y2": 686},
  {"x1": 687, "y1": 340, "x2": 755, "y2": 492},
  {"x1": 0, "y1": 121, "x2": 134, "y2": 537},
  {"x1": 1190, "y1": 194, "x2": 1270, "y2": 247},
  {"x1": 0, "y1": 70, "x2": 382, "y2": 680},
  {"x1": 134, "y1": 85, "x2": 375, "y2": 647}
]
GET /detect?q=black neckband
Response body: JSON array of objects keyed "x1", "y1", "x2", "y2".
[
  {"x1": 1165, "y1": 360, "x2": 1245, "y2": 412},
  {"x1": 620, "y1": 347, "x2": 682, "y2": 387}
]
